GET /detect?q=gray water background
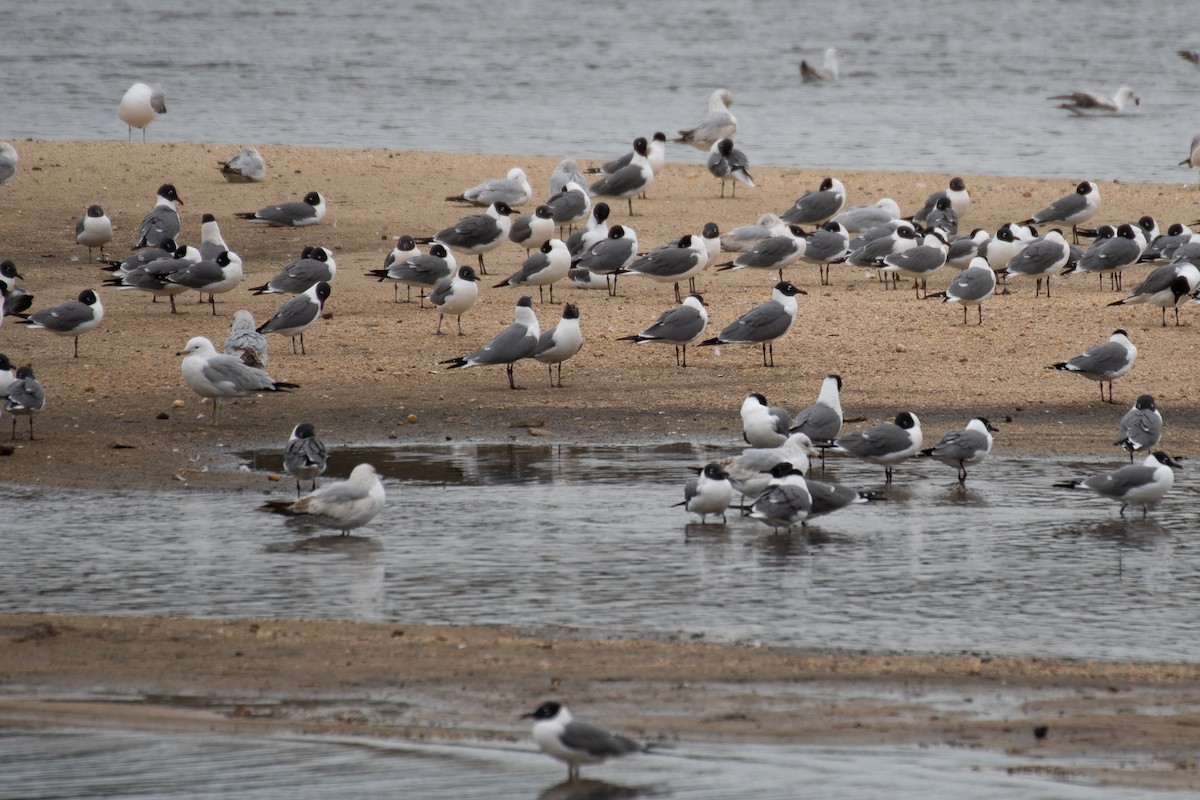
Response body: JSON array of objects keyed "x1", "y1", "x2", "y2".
[{"x1": 4, "y1": 0, "x2": 1198, "y2": 183}]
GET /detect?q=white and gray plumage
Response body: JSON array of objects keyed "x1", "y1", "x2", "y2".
[
  {"x1": 135, "y1": 183, "x2": 183, "y2": 249},
  {"x1": 1021, "y1": 181, "x2": 1100, "y2": 243},
  {"x1": 508, "y1": 205, "x2": 556, "y2": 254},
  {"x1": 618, "y1": 293, "x2": 707, "y2": 367},
  {"x1": 223, "y1": 309, "x2": 269, "y2": 367},
  {"x1": 369, "y1": 242, "x2": 454, "y2": 307},
  {"x1": 235, "y1": 191, "x2": 326, "y2": 227},
  {"x1": 750, "y1": 463, "x2": 812, "y2": 532},
  {"x1": 835, "y1": 411, "x2": 923, "y2": 485},
  {"x1": 1115, "y1": 394, "x2": 1162, "y2": 461},
  {"x1": 1054, "y1": 451, "x2": 1180, "y2": 517},
  {"x1": 1002, "y1": 229, "x2": 1071, "y2": 298},
  {"x1": 99, "y1": 239, "x2": 180, "y2": 277},
  {"x1": 165, "y1": 251, "x2": 245, "y2": 315},
  {"x1": 1142, "y1": 223, "x2": 1193, "y2": 263},
  {"x1": 75, "y1": 205, "x2": 113, "y2": 259},
  {"x1": 0, "y1": 354, "x2": 15, "y2": 388},
  {"x1": 980, "y1": 222, "x2": 1034, "y2": 275},
  {"x1": 1049, "y1": 86, "x2": 1139, "y2": 115},
  {"x1": 16, "y1": 289, "x2": 104, "y2": 358},
  {"x1": 718, "y1": 433, "x2": 814, "y2": 502},
  {"x1": 621, "y1": 234, "x2": 708, "y2": 303},
  {"x1": 946, "y1": 228, "x2": 990, "y2": 268},
  {"x1": 0, "y1": 142, "x2": 18, "y2": 186},
  {"x1": 446, "y1": 167, "x2": 532, "y2": 207},
  {"x1": 799, "y1": 47, "x2": 839, "y2": 82},
  {"x1": 1180, "y1": 133, "x2": 1200, "y2": 179},
  {"x1": 533, "y1": 302, "x2": 583, "y2": 387},
  {"x1": 707, "y1": 138, "x2": 754, "y2": 198},
  {"x1": 699, "y1": 281, "x2": 805, "y2": 367},
  {"x1": 1064, "y1": 222, "x2": 1143, "y2": 291},
  {"x1": 921, "y1": 417, "x2": 998, "y2": 483},
  {"x1": 549, "y1": 159, "x2": 588, "y2": 197},
  {"x1": 259, "y1": 463, "x2": 385, "y2": 535},
  {"x1": 101, "y1": 245, "x2": 195, "y2": 313},
  {"x1": 377, "y1": 235, "x2": 421, "y2": 301},
  {"x1": 566, "y1": 202, "x2": 611, "y2": 257},
  {"x1": 1047, "y1": 329, "x2": 1137, "y2": 404},
  {"x1": 421, "y1": 201, "x2": 515, "y2": 275},
  {"x1": 740, "y1": 393, "x2": 792, "y2": 448},
  {"x1": 250, "y1": 246, "x2": 336, "y2": 295},
  {"x1": 800, "y1": 221, "x2": 852, "y2": 285},
  {"x1": 543, "y1": 181, "x2": 591, "y2": 233},
  {"x1": 588, "y1": 137, "x2": 654, "y2": 216},
  {"x1": 118, "y1": 83, "x2": 166, "y2": 141},
  {"x1": 922, "y1": 196, "x2": 959, "y2": 236},
  {"x1": 676, "y1": 463, "x2": 733, "y2": 524},
  {"x1": 914, "y1": 177, "x2": 970, "y2": 223},
  {"x1": 806, "y1": 476, "x2": 873, "y2": 519},
  {"x1": 0, "y1": 261, "x2": 31, "y2": 318},
  {"x1": 929, "y1": 256, "x2": 997, "y2": 324},
  {"x1": 833, "y1": 198, "x2": 901, "y2": 233},
  {"x1": 178, "y1": 336, "x2": 297, "y2": 426},
  {"x1": 495, "y1": 239, "x2": 570, "y2": 304},
  {"x1": 781, "y1": 177, "x2": 847, "y2": 226},
  {"x1": 198, "y1": 213, "x2": 229, "y2": 262},
  {"x1": 846, "y1": 222, "x2": 919, "y2": 268},
  {"x1": 440, "y1": 295, "x2": 540, "y2": 389},
  {"x1": 721, "y1": 212, "x2": 786, "y2": 252},
  {"x1": 877, "y1": 231, "x2": 949, "y2": 297},
  {"x1": 2, "y1": 365, "x2": 45, "y2": 440},
  {"x1": 571, "y1": 224, "x2": 638, "y2": 296},
  {"x1": 1108, "y1": 262, "x2": 1200, "y2": 327},
  {"x1": 430, "y1": 265, "x2": 480, "y2": 336},
  {"x1": 283, "y1": 422, "x2": 328, "y2": 497},
  {"x1": 674, "y1": 88, "x2": 737, "y2": 150},
  {"x1": 717, "y1": 224, "x2": 807, "y2": 281},
  {"x1": 256, "y1": 281, "x2": 331, "y2": 355},
  {"x1": 218, "y1": 147, "x2": 266, "y2": 182},
  {"x1": 523, "y1": 701, "x2": 644, "y2": 781},
  {"x1": 790, "y1": 374, "x2": 843, "y2": 445},
  {"x1": 589, "y1": 131, "x2": 667, "y2": 185}
]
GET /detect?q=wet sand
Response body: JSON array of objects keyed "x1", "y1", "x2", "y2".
[{"x1": 2, "y1": 141, "x2": 1200, "y2": 790}]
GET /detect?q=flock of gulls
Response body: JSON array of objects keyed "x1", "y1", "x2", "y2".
[{"x1": 0, "y1": 67, "x2": 1197, "y2": 781}]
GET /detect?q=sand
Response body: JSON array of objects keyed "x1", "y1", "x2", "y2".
[{"x1": 2, "y1": 141, "x2": 1199, "y2": 790}]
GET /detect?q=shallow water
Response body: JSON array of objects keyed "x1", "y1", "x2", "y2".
[
  {"x1": 2, "y1": 442, "x2": 1197, "y2": 662},
  {"x1": 3, "y1": 0, "x2": 1197, "y2": 183},
  {"x1": 0, "y1": 727, "x2": 1172, "y2": 799}
]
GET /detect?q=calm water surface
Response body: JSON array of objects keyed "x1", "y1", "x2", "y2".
[{"x1": 3, "y1": 0, "x2": 1197, "y2": 183}]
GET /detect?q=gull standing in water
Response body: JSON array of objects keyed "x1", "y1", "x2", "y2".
[
  {"x1": 1047, "y1": 329, "x2": 1137, "y2": 403},
  {"x1": 921, "y1": 417, "x2": 998, "y2": 483},
  {"x1": 178, "y1": 336, "x2": 297, "y2": 426},
  {"x1": 790, "y1": 374, "x2": 843, "y2": 445},
  {"x1": 618, "y1": 293, "x2": 707, "y2": 367},
  {"x1": 835, "y1": 411, "x2": 923, "y2": 485},
  {"x1": 283, "y1": 422, "x2": 328, "y2": 496},
  {"x1": 440, "y1": 296, "x2": 540, "y2": 389},
  {"x1": 1054, "y1": 451, "x2": 1179, "y2": 517},
  {"x1": 676, "y1": 463, "x2": 733, "y2": 523},
  {"x1": 522, "y1": 701, "x2": 645, "y2": 782},
  {"x1": 740, "y1": 393, "x2": 792, "y2": 447},
  {"x1": 118, "y1": 83, "x2": 166, "y2": 141},
  {"x1": 259, "y1": 463, "x2": 385, "y2": 535},
  {"x1": 674, "y1": 89, "x2": 737, "y2": 150},
  {"x1": 750, "y1": 462, "x2": 813, "y2": 532}
]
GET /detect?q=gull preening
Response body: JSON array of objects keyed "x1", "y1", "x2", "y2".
[
  {"x1": 224, "y1": 309, "x2": 269, "y2": 367},
  {"x1": 118, "y1": 83, "x2": 166, "y2": 141},
  {"x1": 674, "y1": 89, "x2": 737, "y2": 150},
  {"x1": 218, "y1": 147, "x2": 267, "y2": 182},
  {"x1": 1115, "y1": 394, "x2": 1162, "y2": 462},
  {"x1": 283, "y1": 422, "x2": 328, "y2": 497},
  {"x1": 707, "y1": 138, "x2": 754, "y2": 198},
  {"x1": 178, "y1": 336, "x2": 298, "y2": 426},
  {"x1": 740, "y1": 393, "x2": 791, "y2": 448},
  {"x1": 259, "y1": 463, "x2": 385, "y2": 536}
]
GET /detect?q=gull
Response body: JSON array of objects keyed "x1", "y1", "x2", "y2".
[
  {"x1": 178, "y1": 336, "x2": 297, "y2": 426},
  {"x1": 1141, "y1": 223, "x2": 1194, "y2": 263},
  {"x1": 750, "y1": 462, "x2": 812, "y2": 532},
  {"x1": 439, "y1": 295, "x2": 540, "y2": 389},
  {"x1": 549, "y1": 159, "x2": 588, "y2": 197},
  {"x1": 1115, "y1": 394, "x2": 1162, "y2": 462},
  {"x1": 620, "y1": 233, "x2": 708, "y2": 302},
  {"x1": 1179, "y1": 50, "x2": 1200, "y2": 66},
  {"x1": 118, "y1": 83, "x2": 166, "y2": 141},
  {"x1": 75, "y1": 205, "x2": 113, "y2": 259},
  {"x1": 589, "y1": 131, "x2": 667, "y2": 180},
  {"x1": 445, "y1": 167, "x2": 532, "y2": 207},
  {"x1": 928, "y1": 256, "x2": 998, "y2": 324},
  {"x1": 135, "y1": 183, "x2": 183, "y2": 249},
  {"x1": 101, "y1": 245, "x2": 195, "y2": 312},
  {"x1": 921, "y1": 417, "x2": 998, "y2": 483},
  {"x1": 508, "y1": 205, "x2": 556, "y2": 254},
  {"x1": 799, "y1": 47, "x2": 839, "y2": 82},
  {"x1": 99, "y1": 239, "x2": 179, "y2": 277},
  {"x1": 833, "y1": 199, "x2": 901, "y2": 233},
  {"x1": 674, "y1": 88, "x2": 736, "y2": 150},
  {"x1": 698, "y1": 281, "x2": 805, "y2": 367},
  {"x1": 376, "y1": 235, "x2": 421, "y2": 302},
  {"x1": 0, "y1": 142, "x2": 18, "y2": 186},
  {"x1": 914, "y1": 177, "x2": 971, "y2": 222},
  {"x1": 523, "y1": 701, "x2": 644, "y2": 782},
  {"x1": 877, "y1": 230, "x2": 949, "y2": 297},
  {"x1": 1109, "y1": 262, "x2": 1200, "y2": 326},
  {"x1": 258, "y1": 463, "x2": 385, "y2": 535},
  {"x1": 741, "y1": 393, "x2": 791, "y2": 448},
  {"x1": 790, "y1": 374, "x2": 844, "y2": 445},
  {"x1": 980, "y1": 222, "x2": 1035, "y2": 278},
  {"x1": 544, "y1": 181, "x2": 591, "y2": 234},
  {"x1": 835, "y1": 411, "x2": 923, "y2": 485},
  {"x1": 946, "y1": 228, "x2": 991, "y2": 269},
  {"x1": 429, "y1": 265, "x2": 481, "y2": 335},
  {"x1": 1054, "y1": 451, "x2": 1180, "y2": 517},
  {"x1": 676, "y1": 463, "x2": 733, "y2": 523},
  {"x1": 165, "y1": 250, "x2": 245, "y2": 315},
  {"x1": 1063, "y1": 222, "x2": 1144, "y2": 290},
  {"x1": 495, "y1": 239, "x2": 570, "y2": 304},
  {"x1": 0, "y1": 354, "x2": 13, "y2": 388},
  {"x1": 781, "y1": 177, "x2": 847, "y2": 226},
  {"x1": 1021, "y1": 181, "x2": 1100, "y2": 243},
  {"x1": 707, "y1": 138, "x2": 754, "y2": 198},
  {"x1": 1179, "y1": 133, "x2": 1200, "y2": 182},
  {"x1": 1001, "y1": 229, "x2": 1071, "y2": 297},
  {"x1": 1049, "y1": 86, "x2": 1140, "y2": 115},
  {"x1": 250, "y1": 246, "x2": 336, "y2": 295},
  {"x1": 717, "y1": 224, "x2": 807, "y2": 281},
  {"x1": 1047, "y1": 329, "x2": 1136, "y2": 403},
  {"x1": 0, "y1": 261, "x2": 31, "y2": 318},
  {"x1": 368, "y1": 242, "x2": 453, "y2": 306},
  {"x1": 198, "y1": 213, "x2": 230, "y2": 261},
  {"x1": 846, "y1": 222, "x2": 918, "y2": 268},
  {"x1": 618, "y1": 293, "x2": 708, "y2": 367},
  {"x1": 218, "y1": 147, "x2": 266, "y2": 183},
  {"x1": 571, "y1": 224, "x2": 637, "y2": 296},
  {"x1": 922, "y1": 196, "x2": 959, "y2": 236},
  {"x1": 223, "y1": 309, "x2": 269, "y2": 367},
  {"x1": 717, "y1": 432, "x2": 814, "y2": 503},
  {"x1": 566, "y1": 202, "x2": 611, "y2": 257},
  {"x1": 588, "y1": 137, "x2": 653, "y2": 216},
  {"x1": 15, "y1": 289, "x2": 104, "y2": 357},
  {"x1": 799, "y1": 221, "x2": 852, "y2": 285},
  {"x1": 420, "y1": 201, "x2": 515, "y2": 275},
  {"x1": 283, "y1": 422, "x2": 328, "y2": 497},
  {"x1": 2, "y1": 365, "x2": 45, "y2": 440},
  {"x1": 533, "y1": 302, "x2": 583, "y2": 387},
  {"x1": 721, "y1": 212, "x2": 786, "y2": 252},
  {"x1": 257, "y1": 281, "x2": 331, "y2": 355},
  {"x1": 235, "y1": 191, "x2": 326, "y2": 227}
]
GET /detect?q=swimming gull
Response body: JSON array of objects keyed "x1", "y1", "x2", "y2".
[
  {"x1": 439, "y1": 295, "x2": 540, "y2": 389},
  {"x1": 283, "y1": 422, "x2": 328, "y2": 497},
  {"x1": 1054, "y1": 451, "x2": 1180, "y2": 517},
  {"x1": 236, "y1": 191, "x2": 326, "y2": 227},
  {"x1": 15, "y1": 289, "x2": 104, "y2": 357},
  {"x1": 178, "y1": 336, "x2": 298, "y2": 426},
  {"x1": 259, "y1": 463, "x2": 385, "y2": 535},
  {"x1": 118, "y1": 83, "x2": 166, "y2": 141},
  {"x1": 799, "y1": 47, "x2": 839, "y2": 82},
  {"x1": 1046, "y1": 329, "x2": 1137, "y2": 404},
  {"x1": 618, "y1": 293, "x2": 708, "y2": 367},
  {"x1": 674, "y1": 89, "x2": 737, "y2": 150},
  {"x1": 698, "y1": 281, "x2": 805, "y2": 367},
  {"x1": 257, "y1": 281, "x2": 331, "y2": 355},
  {"x1": 920, "y1": 417, "x2": 998, "y2": 483},
  {"x1": 522, "y1": 701, "x2": 645, "y2": 781},
  {"x1": 533, "y1": 302, "x2": 583, "y2": 387}
]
